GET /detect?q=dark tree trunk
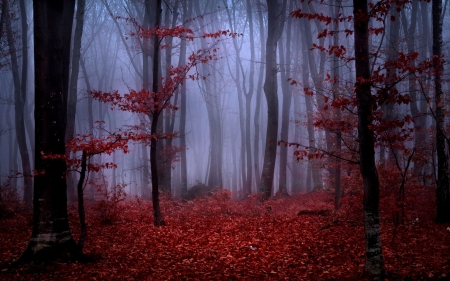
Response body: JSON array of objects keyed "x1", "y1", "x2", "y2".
[
  {"x1": 150, "y1": 0, "x2": 165, "y2": 226},
  {"x1": 19, "y1": 0, "x2": 79, "y2": 263},
  {"x1": 259, "y1": 0, "x2": 286, "y2": 200},
  {"x1": 433, "y1": 0, "x2": 450, "y2": 223},
  {"x1": 77, "y1": 151, "x2": 87, "y2": 251},
  {"x1": 353, "y1": 1, "x2": 385, "y2": 279}
]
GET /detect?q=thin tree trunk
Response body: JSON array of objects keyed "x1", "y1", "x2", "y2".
[
  {"x1": 278, "y1": 0, "x2": 293, "y2": 196},
  {"x1": 150, "y1": 0, "x2": 165, "y2": 226},
  {"x1": 178, "y1": 0, "x2": 191, "y2": 198},
  {"x1": 162, "y1": 1, "x2": 180, "y2": 195},
  {"x1": 77, "y1": 151, "x2": 87, "y2": 251},
  {"x1": 353, "y1": 1, "x2": 385, "y2": 278},
  {"x1": 66, "y1": 0, "x2": 86, "y2": 203},
  {"x1": 333, "y1": 1, "x2": 342, "y2": 209},
  {"x1": 5, "y1": 0, "x2": 33, "y2": 204},
  {"x1": 300, "y1": 20, "x2": 320, "y2": 192}
]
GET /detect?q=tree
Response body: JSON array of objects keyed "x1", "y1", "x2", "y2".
[
  {"x1": 433, "y1": 0, "x2": 450, "y2": 223},
  {"x1": 150, "y1": 0, "x2": 165, "y2": 226},
  {"x1": 90, "y1": 15, "x2": 233, "y2": 224},
  {"x1": 4, "y1": 0, "x2": 33, "y2": 204},
  {"x1": 353, "y1": 0, "x2": 385, "y2": 279},
  {"x1": 259, "y1": 0, "x2": 286, "y2": 200},
  {"x1": 66, "y1": 0, "x2": 86, "y2": 203},
  {"x1": 18, "y1": 0, "x2": 79, "y2": 263}
]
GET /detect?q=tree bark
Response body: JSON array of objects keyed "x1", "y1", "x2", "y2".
[
  {"x1": 259, "y1": 0, "x2": 286, "y2": 200},
  {"x1": 433, "y1": 0, "x2": 450, "y2": 223},
  {"x1": 19, "y1": 0, "x2": 79, "y2": 263},
  {"x1": 353, "y1": 1, "x2": 385, "y2": 279},
  {"x1": 150, "y1": 0, "x2": 165, "y2": 226}
]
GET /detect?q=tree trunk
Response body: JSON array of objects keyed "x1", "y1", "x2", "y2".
[
  {"x1": 300, "y1": 20, "x2": 321, "y2": 192},
  {"x1": 277, "y1": 0, "x2": 293, "y2": 197},
  {"x1": 4, "y1": 0, "x2": 33, "y2": 204},
  {"x1": 161, "y1": 0, "x2": 180, "y2": 195},
  {"x1": 178, "y1": 0, "x2": 192, "y2": 198},
  {"x1": 433, "y1": 0, "x2": 450, "y2": 223},
  {"x1": 331, "y1": 0, "x2": 342, "y2": 209},
  {"x1": 77, "y1": 151, "x2": 88, "y2": 251},
  {"x1": 66, "y1": 0, "x2": 86, "y2": 203},
  {"x1": 259, "y1": 0, "x2": 286, "y2": 200},
  {"x1": 353, "y1": 1, "x2": 385, "y2": 279},
  {"x1": 303, "y1": 2, "x2": 326, "y2": 190},
  {"x1": 19, "y1": 0, "x2": 79, "y2": 263},
  {"x1": 150, "y1": 0, "x2": 165, "y2": 226},
  {"x1": 253, "y1": 3, "x2": 266, "y2": 191}
]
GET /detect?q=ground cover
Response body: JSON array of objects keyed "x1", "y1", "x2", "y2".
[{"x1": 1, "y1": 187, "x2": 449, "y2": 280}]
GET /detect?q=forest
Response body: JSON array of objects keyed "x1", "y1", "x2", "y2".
[{"x1": 0, "y1": 0, "x2": 450, "y2": 280}]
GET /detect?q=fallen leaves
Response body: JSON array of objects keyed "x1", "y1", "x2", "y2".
[{"x1": 0, "y1": 188, "x2": 449, "y2": 280}]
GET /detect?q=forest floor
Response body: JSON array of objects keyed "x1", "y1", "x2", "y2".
[{"x1": 1, "y1": 186, "x2": 449, "y2": 280}]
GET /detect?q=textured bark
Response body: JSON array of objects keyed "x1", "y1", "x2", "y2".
[
  {"x1": 433, "y1": 0, "x2": 450, "y2": 223},
  {"x1": 19, "y1": 0, "x2": 79, "y2": 264},
  {"x1": 353, "y1": 1, "x2": 385, "y2": 279},
  {"x1": 4, "y1": 0, "x2": 33, "y2": 204},
  {"x1": 259, "y1": 0, "x2": 286, "y2": 200}
]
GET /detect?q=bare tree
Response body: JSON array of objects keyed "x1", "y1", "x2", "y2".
[
  {"x1": 259, "y1": 0, "x2": 286, "y2": 200},
  {"x1": 353, "y1": 0, "x2": 385, "y2": 278}
]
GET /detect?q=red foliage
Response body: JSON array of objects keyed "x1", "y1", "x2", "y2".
[{"x1": 1, "y1": 188, "x2": 449, "y2": 280}]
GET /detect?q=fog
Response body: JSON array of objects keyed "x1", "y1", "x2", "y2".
[{"x1": 1, "y1": 0, "x2": 450, "y2": 202}]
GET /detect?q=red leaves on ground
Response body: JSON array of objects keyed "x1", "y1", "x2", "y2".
[{"x1": 1, "y1": 188, "x2": 449, "y2": 280}]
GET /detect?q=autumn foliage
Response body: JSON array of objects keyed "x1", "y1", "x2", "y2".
[{"x1": 1, "y1": 187, "x2": 449, "y2": 280}]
